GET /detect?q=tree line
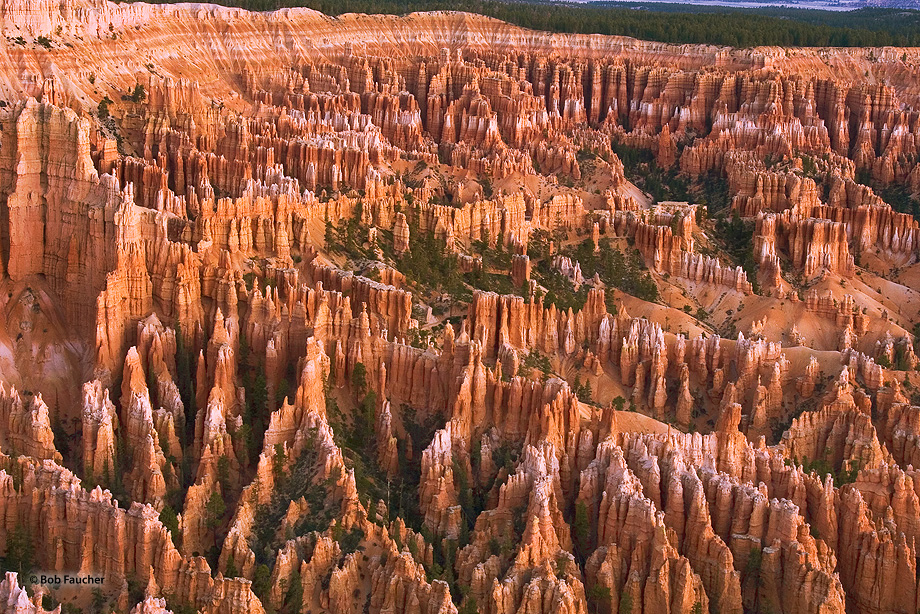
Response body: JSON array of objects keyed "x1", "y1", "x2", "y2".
[{"x1": 118, "y1": 0, "x2": 920, "y2": 48}]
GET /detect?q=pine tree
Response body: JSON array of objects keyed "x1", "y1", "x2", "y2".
[{"x1": 1, "y1": 524, "x2": 33, "y2": 576}]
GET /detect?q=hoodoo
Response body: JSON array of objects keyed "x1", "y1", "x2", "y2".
[{"x1": 0, "y1": 1, "x2": 917, "y2": 613}]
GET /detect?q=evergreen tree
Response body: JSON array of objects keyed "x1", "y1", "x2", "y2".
[
  {"x1": 1, "y1": 524, "x2": 33, "y2": 576},
  {"x1": 351, "y1": 362, "x2": 368, "y2": 398},
  {"x1": 206, "y1": 491, "x2": 227, "y2": 548},
  {"x1": 159, "y1": 505, "x2": 180, "y2": 548}
]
